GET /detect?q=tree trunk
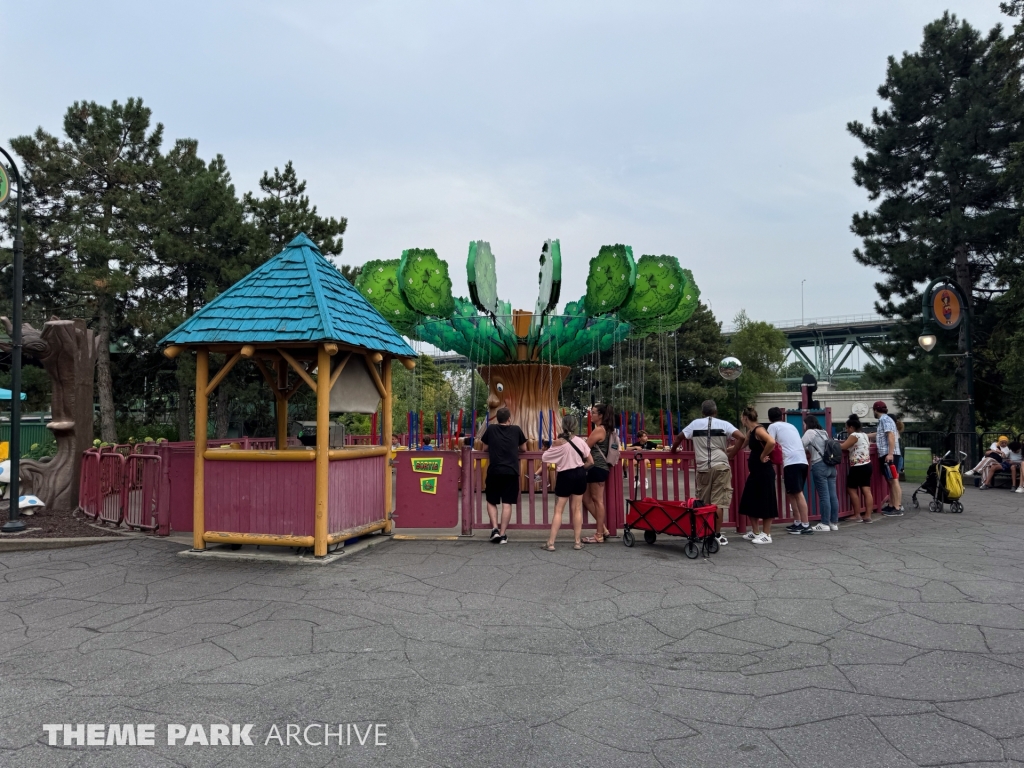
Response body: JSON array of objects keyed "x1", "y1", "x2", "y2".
[
  {"x1": 177, "y1": 371, "x2": 191, "y2": 441},
  {"x1": 0, "y1": 318, "x2": 98, "y2": 512},
  {"x1": 215, "y1": 385, "x2": 229, "y2": 438},
  {"x1": 477, "y1": 364, "x2": 570, "y2": 448},
  {"x1": 95, "y1": 305, "x2": 118, "y2": 443}
]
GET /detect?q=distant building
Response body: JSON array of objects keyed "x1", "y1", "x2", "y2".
[{"x1": 753, "y1": 385, "x2": 919, "y2": 429}]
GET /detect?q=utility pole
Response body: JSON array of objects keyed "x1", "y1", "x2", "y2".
[{"x1": 0, "y1": 146, "x2": 25, "y2": 532}]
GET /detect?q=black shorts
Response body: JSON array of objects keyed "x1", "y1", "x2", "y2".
[
  {"x1": 876, "y1": 456, "x2": 899, "y2": 480},
  {"x1": 783, "y1": 464, "x2": 808, "y2": 495},
  {"x1": 586, "y1": 466, "x2": 610, "y2": 484},
  {"x1": 847, "y1": 463, "x2": 872, "y2": 488},
  {"x1": 554, "y1": 467, "x2": 588, "y2": 498},
  {"x1": 485, "y1": 471, "x2": 519, "y2": 505}
]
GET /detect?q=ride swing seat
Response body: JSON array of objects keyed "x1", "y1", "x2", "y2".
[{"x1": 623, "y1": 497, "x2": 718, "y2": 559}]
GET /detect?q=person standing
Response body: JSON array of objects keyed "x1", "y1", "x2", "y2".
[
  {"x1": 869, "y1": 401, "x2": 903, "y2": 515},
  {"x1": 541, "y1": 415, "x2": 593, "y2": 551},
  {"x1": 802, "y1": 414, "x2": 840, "y2": 532},
  {"x1": 673, "y1": 399, "x2": 743, "y2": 547},
  {"x1": 767, "y1": 408, "x2": 811, "y2": 535},
  {"x1": 480, "y1": 407, "x2": 527, "y2": 544},
  {"x1": 841, "y1": 414, "x2": 874, "y2": 522},
  {"x1": 582, "y1": 403, "x2": 616, "y2": 543},
  {"x1": 737, "y1": 407, "x2": 778, "y2": 545}
]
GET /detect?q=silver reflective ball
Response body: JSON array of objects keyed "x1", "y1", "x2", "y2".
[{"x1": 719, "y1": 357, "x2": 743, "y2": 381}]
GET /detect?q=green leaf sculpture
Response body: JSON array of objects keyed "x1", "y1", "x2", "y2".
[
  {"x1": 355, "y1": 259, "x2": 422, "y2": 334},
  {"x1": 467, "y1": 240, "x2": 499, "y2": 316},
  {"x1": 583, "y1": 245, "x2": 635, "y2": 316},
  {"x1": 619, "y1": 254, "x2": 684, "y2": 322},
  {"x1": 627, "y1": 268, "x2": 701, "y2": 337},
  {"x1": 398, "y1": 248, "x2": 456, "y2": 317}
]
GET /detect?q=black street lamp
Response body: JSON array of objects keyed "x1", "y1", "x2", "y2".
[
  {"x1": 0, "y1": 146, "x2": 25, "y2": 533},
  {"x1": 918, "y1": 277, "x2": 975, "y2": 463}
]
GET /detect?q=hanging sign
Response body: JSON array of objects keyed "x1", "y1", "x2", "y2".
[
  {"x1": 419, "y1": 477, "x2": 438, "y2": 494},
  {"x1": 411, "y1": 457, "x2": 443, "y2": 474},
  {"x1": 931, "y1": 285, "x2": 963, "y2": 330},
  {"x1": 0, "y1": 165, "x2": 9, "y2": 207}
]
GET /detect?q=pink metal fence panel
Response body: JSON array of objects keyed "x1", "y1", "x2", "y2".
[
  {"x1": 123, "y1": 454, "x2": 162, "y2": 531},
  {"x1": 204, "y1": 460, "x2": 316, "y2": 537},
  {"x1": 97, "y1": 452, "x2": 126, "y2": 526},
  {"x1": 78, "y1": 450, "x2": 101, "y2": 519},
  {"x1": 328, "y1": 455, "x2": 386, "y2": 533}
]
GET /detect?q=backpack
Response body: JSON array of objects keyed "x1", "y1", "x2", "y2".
[
  {"x1": 944, "y1": 465, "x2": 964, "y2": 500},
  {"x1": 819, "y1": 431, "x2": 843, "y2": 466},
  {"x1": 606, "y1": 430, "x2": 621, "y2": 466}
]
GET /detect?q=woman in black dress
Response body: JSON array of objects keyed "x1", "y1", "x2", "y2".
[{"x1": 738, "y1": 407, "x2": 778, "y2": 545}]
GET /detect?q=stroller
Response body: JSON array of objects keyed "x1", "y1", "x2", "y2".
[{"x1": 911, "y1": 451, "x2": 966, "y2": 514}]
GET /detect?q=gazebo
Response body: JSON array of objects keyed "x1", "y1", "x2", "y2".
[{"x1": 161, "y1": 234, "x2": 417, "y2": 558}]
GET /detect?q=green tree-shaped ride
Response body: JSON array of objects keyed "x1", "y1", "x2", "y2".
[{"x1": 355, "y1": 241, "x2": 700, "y2": 443}]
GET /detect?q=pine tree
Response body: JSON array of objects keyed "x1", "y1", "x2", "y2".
[
  {"x1": 848, "y1": 13, "x2": 1024, "y2": 433},
  {"x1": 6, "y1": 99, "x2": 163, "y2": 442}
]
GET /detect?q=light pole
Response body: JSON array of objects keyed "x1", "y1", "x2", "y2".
[
  {"x1": 917, "y1": 277, "x2": 975, "y2": 463},
  {"x1": 0, "y1": 146, "x2": 25, "y2": 532},
  {"x1": 801, "y1": 279, "x2": 806, "y2": 326}
]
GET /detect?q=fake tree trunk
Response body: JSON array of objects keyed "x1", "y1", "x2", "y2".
[
  {"x1": 477, "y1": 364, "x2": 570, "y2": 446},
  {"x1": 1, "y1": 318, "x2": 98, "y2": 512}
]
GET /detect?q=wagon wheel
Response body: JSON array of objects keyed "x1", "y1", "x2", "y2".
[
  {"x1": 683, "y1": 541, "x2": 700, "y2": 559},
  {"x1": 644, "y1": 530, "x2": 657, "y2": 545},
  {"x1": 928, "y1": 500, "x2": 941, "y2": 513},
  {"x1": 705, "y1": 536, "x2": 720, "y2": 555},
  {"x1": 950, "y1": 501, "x2": 964, "y2": 514},
  {"x1": 623, "y1": 531, "x2": 635, "y2": 547}
]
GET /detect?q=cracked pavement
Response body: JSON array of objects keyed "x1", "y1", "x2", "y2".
[{"x1": 1, "y1": 485, "x2": 1024, "y2": 767}]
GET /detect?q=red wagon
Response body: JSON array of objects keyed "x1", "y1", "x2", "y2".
[{"x1": 623, "y1": 497, "x2": 719, "y2": 559}]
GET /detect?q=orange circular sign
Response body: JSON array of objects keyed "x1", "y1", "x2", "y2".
[{"x1": 931, "y1": 286, "x2": 963, "y2": 330}]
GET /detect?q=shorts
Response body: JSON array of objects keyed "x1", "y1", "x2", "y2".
[
  {"x1": 847, "y1": 463, "x2": 872, "y2": 488},
  {"x1": 894, "y1": 454, "x2": 904, "y2": 473},
  {"x1": 586, "y1": 466, "x2": 610, "y2": 484},
  {"x1": 783, "y1": 464, "x2": 808, "y2": 495},
  {"x1": 485, "y1": 471, "x2": 519, "y2": 505},
  {"x1": 1001, "y1": 461, "x2": 1012, "y2": 472},
  {"x1": 877, "y1": 456, "x2": 898, "y2": 480},
  {"x1": 695, "y1": 466, "x2": 733, "y2": 510},
  {"x1": 554, "y1": 467, "x2": 588, "y2": 498}
]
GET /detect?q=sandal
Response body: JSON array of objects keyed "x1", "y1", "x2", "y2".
[
  {"x1": 573, "y1": 542, "x2": 584, "y2": 550},
  {"x1": 540, "y1": 543, "x2": 556, "y2": 551},
  {"x1": 581, "y1": 535, "x2": 605, "y2": 544}
]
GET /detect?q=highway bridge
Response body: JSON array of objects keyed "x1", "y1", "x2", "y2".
[{"x1": 722, "y1": 313, "x2": 900, "y2": 382}]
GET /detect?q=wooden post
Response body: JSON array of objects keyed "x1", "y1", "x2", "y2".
[
  {"x1": 275, "y1": 359, "x2": 288, "y2": 450},
  {"x1": 382, "y1": 357, "x2": 393, "y2": 533},
  {"x1": 314, "y1": 344, "x2": 329, "y2": 557},
  {"x1": 193, "y1": 349, "x2": 209, "y2": 550}
]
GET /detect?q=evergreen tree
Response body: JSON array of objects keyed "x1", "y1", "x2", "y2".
[
  {"x1": 243, "y1": 161, "x2": 347, "y2": 259},
  {"x1": 848, "y1": 13, "x2": 1024, "y2": 433},
  {"x1": 4, "y1": 99, "x2": 163, "y2": 442}
]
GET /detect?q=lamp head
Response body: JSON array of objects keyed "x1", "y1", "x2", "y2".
[{"x1": 918, "y1": 333, "x2": 938, "y2": 352}]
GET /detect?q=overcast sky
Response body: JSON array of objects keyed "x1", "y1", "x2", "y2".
[{"x1": 0, "y1": 0, "x2": 1010, "y2": 326}]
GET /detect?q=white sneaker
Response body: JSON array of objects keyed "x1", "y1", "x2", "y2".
[
  {"x1": 751, "y1": 533, "x2": 772, "y2": 545},
  {"x1": 829, "y1": 523, "x2": 839, "y2": 531},
  {"x1": 716, "y1": 535, "x2": 728, "y2": 546},
  {"x1": 964, "y1": 470, "x2": 975, "y2": 477},
  {"x1": 743, "y1": 531, "x2": 758, "y2": 541},
  {"x1": 1015, "y1": 486, "x2": 1024, "y2": 493},
  {"x1": 811, "y1": 523, "x2": 831, "y2": 532}
]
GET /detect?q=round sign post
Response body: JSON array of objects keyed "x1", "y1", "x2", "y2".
[
  {"x1": 0, "y1": 164, "x2": 10, "y2": 207},
  {"x1": 930, "y1": 285, "x2": 963, "y2": 331}
]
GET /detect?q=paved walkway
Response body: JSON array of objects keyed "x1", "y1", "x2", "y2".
[{"x1": 1, "y1": 485, "x2": 1023, "y2": 767}]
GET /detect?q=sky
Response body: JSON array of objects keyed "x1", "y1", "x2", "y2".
[{"x1": 0, "y1": 0, "x2": 1011, "y2": 327}]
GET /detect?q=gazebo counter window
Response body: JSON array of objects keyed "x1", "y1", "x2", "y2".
[{"x1": 161, "y1": 234, "x2": 417, "y2": 558}]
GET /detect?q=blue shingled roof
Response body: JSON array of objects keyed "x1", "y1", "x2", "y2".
[{"x1": 161, "y1": 234, "x2": 416, "y2": 356}]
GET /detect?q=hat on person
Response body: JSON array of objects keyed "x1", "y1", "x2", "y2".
[
  {"x1": 999, "y1": 435, "x2": 1009, "y2": 442},
  {"x1": 872, "y1": 400, "x2": 887, "y2": 413}
]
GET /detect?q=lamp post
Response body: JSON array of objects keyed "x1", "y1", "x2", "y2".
[
  {"x1": 917, "y1": 276, "x2": 975, "y2": 463},
  {"x1": 719, "y1": 356, "x2": 743, "y2": 423},
  {"x1": 801, "y1": 279, "x2": 806, "y2": 326},
  {"x1": 0, "y1": 146, "x2": 25, "y2": 532}
]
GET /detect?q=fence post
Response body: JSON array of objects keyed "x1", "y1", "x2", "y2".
[{"x1": 461, "y1": 445, "x2": 473, "y2": 536}]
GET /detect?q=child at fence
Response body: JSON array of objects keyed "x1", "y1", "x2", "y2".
[{"x1": 541, "y1": 415, "x2": 594, "y2": 551}]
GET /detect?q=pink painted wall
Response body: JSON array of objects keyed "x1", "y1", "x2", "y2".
[
  {"x1": 328, "y1": 455, "x2": 385, "y2": 532},
  {"x1": 204, "y1": 460, "x2": 316, "y2": 536}
]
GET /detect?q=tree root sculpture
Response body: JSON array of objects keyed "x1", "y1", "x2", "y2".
[{"x1": 0, "y1": 318, "x2": 98, "y2": 512}]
